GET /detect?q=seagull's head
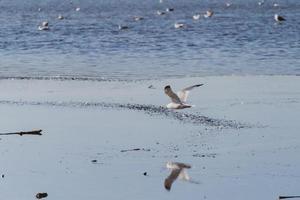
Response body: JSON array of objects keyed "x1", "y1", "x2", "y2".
[
  {"x1": 164, "y1": 85, "x2": 171, "y2": 93},
  {"x1": 164, "y1": 85, "x2": 171, "y2": 90}
]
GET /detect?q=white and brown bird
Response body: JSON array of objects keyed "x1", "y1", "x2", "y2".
[
  {"x1": 166, "y1": 8, "x2": 174, "y2": 12},
  {"x1": 164, "y1": 162, "x2": 191, "y2": 191},
  {"x1": 174, "y1": 22, "x2": 185, "y2": 29},
  {"x1": 133, "y1": 16, "x2": 144, "y2": 21},
  {"x1": 164, "y1": 84, "x2": 203, "y2": 109},
  {"x1": 157, "y1": 10, "x2": 166, "y2": 15},
  {"x1": 274, "y1": 14, "x2": 286, "y2": 22},
  {"x1": 204, "y1": 10, "x2": 214, "y2": 18},
  {"x1": 57, "y1": 14, "x2": 64, "y2": 20}
]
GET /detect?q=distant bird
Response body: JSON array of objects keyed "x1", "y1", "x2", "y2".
[
  {"x1": 164, "y1": 84, "x2": 203, "y2": 109},
  {"x1": 38, "y1": 21, "x2": 49, "y2": 31},
  {"x1": 166, "y1": 8, "x2": 174, "y2": 12},
  {"x1": 258, "y1": 1, "x2": 264, "y2": 6},
  {"x1": 133, "y1": 16, "x2": 144, "y2": 21},
  {"x1": 38, "y1": 8, "x2": 42, "y2": 12},
  {"x1": 174, "y1": 22, "x2": 184, "y2": 29},
  {"x1": 274, "y1": 14, "x2": 286, "y2": 22},
  {"x1": 273, "y1": 3, "x2": 279, "y2": 7},
  {"x1": 157, "y1": 10, "x2": 166, "y2": 15},
  {"x1": 118, "y1": 25, "x2": 129, "y2": 30},
  {"x1": 204, "y1": 10, "x2": 214, "y2": 18},
  {"x1": 164, "y1": 162, "x2": 191, "y2": 191},
  {"x1": 226, "y1": 2, "x2": 231, "y2": 7},
  {"x1": 193, "y1": 14, "x2": 201, "y2": 20},
  {"x1": 75, "y1": 7, "x2": 80, "y2": 11},
  {"x1": 57, "y1": 14, "x2": 64, "y2": 20}
]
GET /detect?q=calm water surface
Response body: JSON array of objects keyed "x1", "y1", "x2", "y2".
[{"x1": 0, "y1": 0, "x2": 299, "y2": 80}]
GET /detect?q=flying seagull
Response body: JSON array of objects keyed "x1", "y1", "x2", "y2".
[
  {"x1": 274, "y1": 14, "x2": 286, "y2": 22},
  {"x1": 164, "y1": 162, "x2": 191, "y2": 191},
  {"x1": 164, "y1": 84, "x2": 203, "y2": 109}
]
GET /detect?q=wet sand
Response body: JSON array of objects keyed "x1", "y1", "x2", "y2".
[{"x1": 0, "y1": 76, "x2": 299, "y2": 200}]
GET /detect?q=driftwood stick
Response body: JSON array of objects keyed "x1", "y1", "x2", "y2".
[
  {"x1": 0, "y1": 129, "x2": 42, "y2": 136},
  {"x1": 279, "y1": 196, "x2": 300, "y2": 199},
  {"x1": 120, "y1": 148, "x2": 151, "y2": 153}
]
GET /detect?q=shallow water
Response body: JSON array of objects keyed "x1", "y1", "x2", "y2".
[{"x1": 0, "y1": 0, "x2": 299, "y2": 80}]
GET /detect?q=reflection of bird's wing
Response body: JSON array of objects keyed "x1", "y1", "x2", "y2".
[
  {"x1": 177, "y1": 84, "x2": 203, "y2": 103},
  {"x1": 165, "y1": 87, "x2": 182, "y2": 104},
  {"x1": 164, "y1": 168, "x2": 181, "y2": 191}
]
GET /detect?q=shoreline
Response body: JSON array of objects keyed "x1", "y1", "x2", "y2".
[{"x1": 0, "y1": 74, "x2": 299, "y2": 82}]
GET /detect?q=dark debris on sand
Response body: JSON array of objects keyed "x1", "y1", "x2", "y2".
[{"x1": 0, "y1": 100, "x2": 254, "y2": 129}]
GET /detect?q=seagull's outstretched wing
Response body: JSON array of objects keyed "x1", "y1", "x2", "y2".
[
  {"x1": 164, "y1": 85, "x2": 182, "y2": 104},
  {"x1": 164, "y1": 168, "x2": 181, "y2": 191},
  {"x1": 177, "y1": 84, "x2": 203, "y2": 103}
]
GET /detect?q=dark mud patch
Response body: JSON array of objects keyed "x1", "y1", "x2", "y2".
[{"x1": 0, "y1": 100, "x2": 254, "y2": 129}]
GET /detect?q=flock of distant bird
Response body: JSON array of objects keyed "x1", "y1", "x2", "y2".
[{"x1": 37, "y1": 1, "x2": 287, "y2": 32}]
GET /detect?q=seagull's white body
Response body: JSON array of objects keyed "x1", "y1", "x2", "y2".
[
  {"x1": 164, "y1": 84, "x2": 203, "y2": 109},
  {"x1": 193, "y1": 14, "x2": 200, "y2": 20},
  {"x1": 166, "y1": 102, "x2": 191, "y2": 109}
]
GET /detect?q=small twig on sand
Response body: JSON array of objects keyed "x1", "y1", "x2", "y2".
[
  {"x1": 120, "y1": 148, "x2": 151, "y2": 153},
  {"x1": 279, "y1": 196, "x2": 300, "y2": 199},
  {"x1": 0, "y1": 129, "x2": 42, "y2": 136}
]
